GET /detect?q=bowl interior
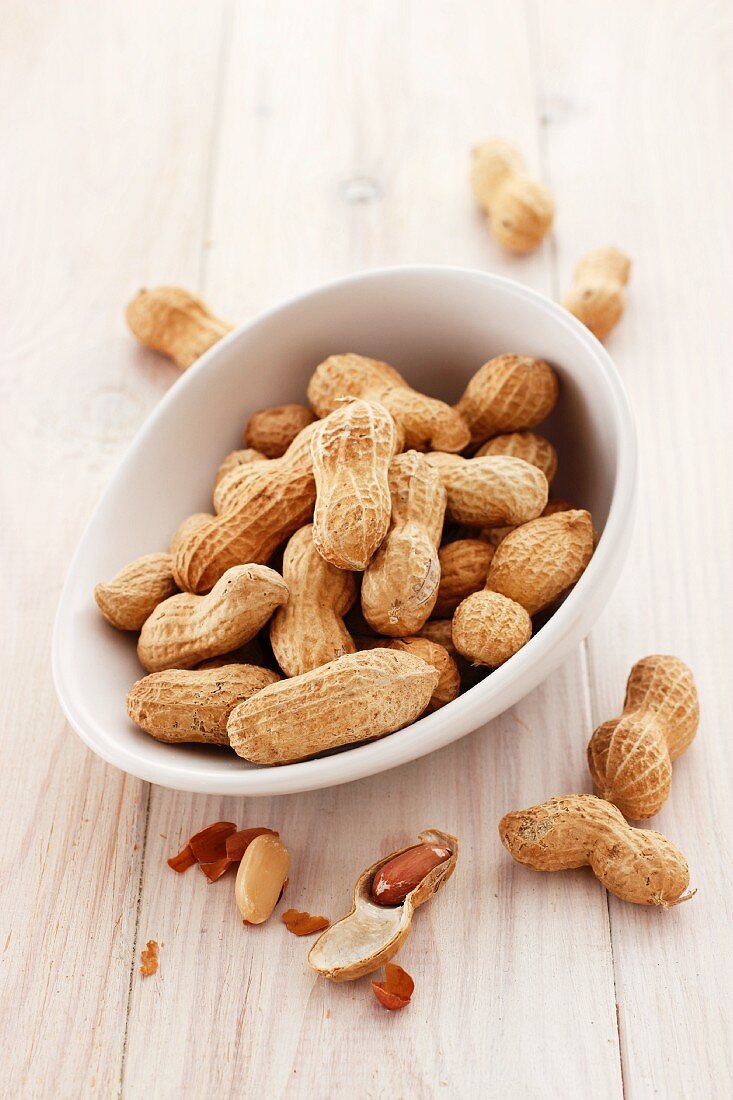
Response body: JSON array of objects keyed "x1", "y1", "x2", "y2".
[{"x1": 54, "y1": 267, "x2": 632, "y2": 794}]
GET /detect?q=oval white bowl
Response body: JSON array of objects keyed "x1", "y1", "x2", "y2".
[{"x1": 53, "y1": 266, "x2": 637, "y2": 795}]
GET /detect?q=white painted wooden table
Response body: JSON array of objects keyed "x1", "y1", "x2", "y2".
[{"x1": 2, "y1": 2, "x2": 732, "y2": 1097}]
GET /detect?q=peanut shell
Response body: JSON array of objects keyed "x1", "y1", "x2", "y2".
[
  {"x1": 564, "y1": 246, "x2": 631, "y2": 341},
  {"x1": 361, "y1": 451, "x2": 446, "y2": 635},
  {"x1": 433, "y1": 539, "x2": 495, "y2": 617},
  {"x1": 94, "y1": 553, "x2": 177, "y2": 631},
  {"x1": 486, "y1": 508, "x2": 594, "y2": 615},
  {"x1": 137, "y1": 564, "x2": 288, "y2": 672},
  {"x1": 227, "y1": 649, "x2": 439, "y2": 765},
  {"x1": 470, "y1": 140, "x2": 554, "y2": 254},
  {"x1": 174, "y1": 422, "x2": 318, "y2": 593},
  {"x1": 126, "y1": 287, "x2": 232, "y2": 370},
  {"x1": 169, "y1": 513, "x2": 212, "y2": 557},
  {"x1": 425, "y1": 452, "x2": 548, "y2": 528},
  {"x1": 307, "y1": 353, "x2": 470, "y2": 452},
  {"x1": 127, "y1": 664, "x2": 280, "y2": 744},
  {"x1": 308, "y1": 828, "x2": 458, "y2": 981},
  {"x1": 499, "y1": 795, "x2": 694, "y2": 908},
  {"x1": 354, "y1": 635, "x2": 460, "y2": 711},
  {"x1": 452, "y1": 590, "x2": 532, "y2": 667},
  {"x1": 479, "y1": 498, "x2": 574, "y2": 548},
  {"x1": 455, "y1": 355, "x2": 559, "y2": 445},
  {"x1": 270, "y1": 524, "x2": 357, "y2": 677},
  {"x1": 214, "y1": 448, "x2": 268, "y2": 488},
  {"x1": 587, "y1": 655, "x2": 699, "y2": 819},
  {"x1": 475, "y1": 431, "x2": 557, "y2": 483},
  {"x1": 311, "y1": 399, "x2": 398, "y2": 570},
  {"x1": 243, "y1": 403, "x2": 316, "y2": 459}
]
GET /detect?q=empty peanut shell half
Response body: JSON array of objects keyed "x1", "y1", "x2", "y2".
[{"x1": 308, "y1": 828, "x2": 458, "y2": 982}]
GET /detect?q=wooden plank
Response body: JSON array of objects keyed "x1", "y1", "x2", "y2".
[
  {"x1": 533, "y1": 1, "x2": 733, "y2": 1096},
  {"x1": 123, "y1": 2, "x2": 622, "y2": 1096},
  {"x1": 0, "y1": 2, "x2": 227, "y2": 1096}
]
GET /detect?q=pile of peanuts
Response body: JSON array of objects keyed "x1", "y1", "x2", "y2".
[{"x1": 97, "y1": 338, "x2": 596, "y2": 767}]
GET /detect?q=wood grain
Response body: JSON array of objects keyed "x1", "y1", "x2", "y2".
[
  {"x1": 0, "y1": 1, "x2": 227, "y2": 1096},
  {"x1": 2, "y1": 1, "x2": 731, "y2": 1097},
  {"x1": 535, "y1": 3, "x2": 733, "y2": 1096},
  {"x1": 124, "y1": 2, "x2": 621, "y2": 1097}
]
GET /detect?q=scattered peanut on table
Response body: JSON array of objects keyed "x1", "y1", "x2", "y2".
[
  {"x1": 470, "y1": 139, "x2": 554, "y2": 253},
  {"x1": 587, "y1": 655, "x2": 699, "y2": 818},
  {"x1": 563, "y1": 246, "x2": 631, "y2": 340},
  {"x1": 499, "y1": 795, "x2": 695, "y2": 908},
  {"x1": 126, "y1": 286, "x2": 232, "y2": 370},
  {"x1": 236, "y1": 833, "x2": 291, "y2": 925}
]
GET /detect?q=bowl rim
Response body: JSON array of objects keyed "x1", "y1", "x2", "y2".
[{"x1": 52, "y1": 263, "x2": 637, "y2": 795}]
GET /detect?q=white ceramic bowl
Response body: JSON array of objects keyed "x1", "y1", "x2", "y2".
[{"x1": 53, "y1": 266, "x2": 636, "y2": 795}]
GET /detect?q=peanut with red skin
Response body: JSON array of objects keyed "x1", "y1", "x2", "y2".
[{"x1": 371, "y1": 843, "x2": 452, "y2": 906}]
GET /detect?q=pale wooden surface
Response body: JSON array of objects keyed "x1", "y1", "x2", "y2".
[{"x1": 2, "y1": 2, "x2": 732, "y2": 1097}]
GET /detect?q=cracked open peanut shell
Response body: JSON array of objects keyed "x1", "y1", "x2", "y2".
[{"x1": 308, "y1": 828, "x2": 458, "y2": 982}]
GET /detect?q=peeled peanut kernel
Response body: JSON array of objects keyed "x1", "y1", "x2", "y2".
[
  {"x1": 235, "y1": 833, "x2": 290, "y2": 925},
  {"x1": 371, "y1": 843, "x2": 452, "y2": 907}
]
